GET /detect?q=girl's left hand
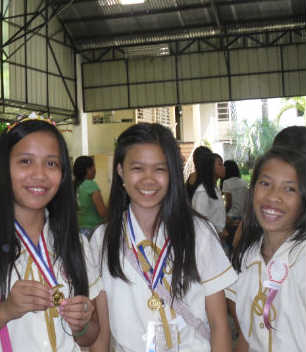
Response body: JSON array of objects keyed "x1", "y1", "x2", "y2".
[{"x1": 59, "y1": 295, "x2": 94, "y2": 334}]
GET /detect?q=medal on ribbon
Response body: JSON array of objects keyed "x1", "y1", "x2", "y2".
[
  {"x1": 126, "y1": 209, "x2": 175, "y2": 349},
  {"x1": 263, "y1": 260, "x2": 288, "y2": 329},
  {"x1": 14, "y1": 220, "x2": 65, "y2": 306}
]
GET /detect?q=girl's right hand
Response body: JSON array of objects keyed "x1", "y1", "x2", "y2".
[{"x1": 1, "y1": 280, "x2": 53, "y2": 323}]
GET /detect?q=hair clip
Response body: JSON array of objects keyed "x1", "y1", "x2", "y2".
[{"x1": 7, "y1": 112, "x2": 56, "y2": 133}]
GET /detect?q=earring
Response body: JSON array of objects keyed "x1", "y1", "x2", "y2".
[{"x1": 122, "y1": 183, "x2": 125, "y2": 187}]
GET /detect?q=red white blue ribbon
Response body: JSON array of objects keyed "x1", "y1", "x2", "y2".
[
  {"x1": 14, "y1": 220, "x2": 58, "y2": 288},
  {"x1": 263, "y1": 260, "x2": 288, "y2": 329},
  {"x1": 127, "y1": 208, "x2": 170, "y2": 290}
]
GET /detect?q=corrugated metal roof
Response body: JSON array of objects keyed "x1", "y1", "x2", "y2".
[{"x1": 58, "y1": 0, "x2": 306, "y2": 50}]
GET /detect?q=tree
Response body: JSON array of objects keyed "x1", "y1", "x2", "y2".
[
  {"x1": 277, "y1": 97, "x2": 306, "y2": 122},
  {"x1": 231, "y1": 115, "x2": 279, "y2": 171}
]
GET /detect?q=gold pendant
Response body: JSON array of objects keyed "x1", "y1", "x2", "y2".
[
  {"x1": 147, "y1": 294, "x2": 162, "y2": 311},
  {"x1": 52, "y1": 284, "x2": 64, "y2": 306}
]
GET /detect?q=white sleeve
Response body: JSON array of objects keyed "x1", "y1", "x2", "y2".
[
  {"x1": 192, "y1": 187, "x2": 210, "y2": 217},
  {"x1": 80, "y1": 233, "x2": 103, "y2": 299},
  {"x1": 194, "y1": 218, "x2": 237, "y2": 296}
]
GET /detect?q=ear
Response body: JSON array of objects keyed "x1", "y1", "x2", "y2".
[{"x1": 117, "y1": 163, "x2": 123, "y2": 179}]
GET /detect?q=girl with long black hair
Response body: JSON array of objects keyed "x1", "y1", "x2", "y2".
[
  {"x1": 90, "y1": 123, "x2": 237, "y2": 352},
  {"x1": 0, "y1": 115, "x2": 101, "y2": 351}
]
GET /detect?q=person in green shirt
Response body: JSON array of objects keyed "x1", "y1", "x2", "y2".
[{"x1": 73, "y1": 156, "x2": 107, "y2": 239}]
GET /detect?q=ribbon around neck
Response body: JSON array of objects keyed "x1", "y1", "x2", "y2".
[{"x1": 263, "y1": 260, "x2": 288, "y2": 329}]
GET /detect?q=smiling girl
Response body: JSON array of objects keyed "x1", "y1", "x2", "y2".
[
  {"x1": 0, "y1": 115, "x2": 102, "y2": 351},
  {"x1": 227, "y1": 147, "x2": 306, "y2": 352},
  {"x1": 90, "y1": 123, "x2": 237, "y2": 352}
]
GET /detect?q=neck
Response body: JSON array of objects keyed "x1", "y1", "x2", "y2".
[
  {"x1": 15, "y1": 209, "x2": 45, "y2": 245},
  {"x1": 261, "y1": 231, "x2": 291, "y2": 263},
  {"x1": 130, "y1": 204, "x2": 160, "y2": 240}
]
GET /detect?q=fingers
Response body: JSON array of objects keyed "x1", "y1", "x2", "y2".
[
  {"x1": 59, "y1": 296, "x2": 94, "y2": 331},
  {"x1": 6, "y1": 280, "x2": 53, "y2": 320}
]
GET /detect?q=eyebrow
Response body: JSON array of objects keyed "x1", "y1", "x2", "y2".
[
  {"x1": 14, "y1": 152, "x2": 60, "y2": 158},
  {"x1": 259, "y1": 174, "x2": 297, "y2": 184}
]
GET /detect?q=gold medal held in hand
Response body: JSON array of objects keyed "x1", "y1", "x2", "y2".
[
  {"x1": 147, "y1": 293, "x2": 162, "y2": 311},
  {"x1": 52, "y1": 284, "x2": 64, "y2": 306}
]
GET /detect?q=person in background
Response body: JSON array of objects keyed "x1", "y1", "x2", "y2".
[
  {"x1": 90, "y1": 123, "x2": 236, "y2": 352},
  {"x1": 221, "y1": 160, "x2": 248, "y2": 252},
  {"x1": 190, "y1": 152, "x2": 226, "y2": 236},
  {"x1": 0, "y1": 115, "x2": 101, "y2": 351},
  {"x1": 186, "y1": 145, "x2": 212, "y2": 199},
  {"x1": 73, "y1": 156, "x2": 107, "y2": 239},
  {"x1": 227, "y1": 147, "x2": 306, "y2": 351}
]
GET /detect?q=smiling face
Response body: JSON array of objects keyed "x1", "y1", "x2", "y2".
[
  {"x1": 253, "y1": 157, "x2": 302, "y2": 241},
  {"x1": 117, "y1": 143, "x2": 169, "y2": 220},
  {"x1": 10, "y1": 131, "x2": 62, "y2": 222}
]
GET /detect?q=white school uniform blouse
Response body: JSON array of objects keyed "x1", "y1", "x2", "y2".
[
  {"x1": 3, "y1": 217, "x2": 102, "y2": 352},
  {"x1": 222, "y1": 177, "x2": 248, "y2": 218},
  {"x1": 91, "y1": 207, "x2": 237, "y2": 352},
  {"x1": 226, "y1": 236, "x2": 306, "y2": 352},
  {"x1": 192, "y1": 184, "x2": 226, "y2": 233}
]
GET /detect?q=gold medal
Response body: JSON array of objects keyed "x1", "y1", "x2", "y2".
[
  {"x1": 147, "y1": 294, "x2": 162, "y2": 311},
  {"x1": 52, "y1": 284, "x2": 64, "y2": 306}
]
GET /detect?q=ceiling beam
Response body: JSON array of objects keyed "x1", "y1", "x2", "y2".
[{"x1": 61, "y1": 0, "x2": 284, "y2": 24}]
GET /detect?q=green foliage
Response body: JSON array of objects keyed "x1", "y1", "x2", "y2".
[
  {"x1": 231, "y1": 115, "x2": 279, "y2": 170},
  {"x1": 0, "y1": 122, "x2": 8, "y2": 134},
  {"x1": 277, "y1": 97, "x2": 306, "y2": 121}
]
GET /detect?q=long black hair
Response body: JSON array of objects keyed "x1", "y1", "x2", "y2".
[
  {"x1": 220, "y1": 159, "x2": 241, "y2": 191},
  {"x1": 103, "y1": 123, "x2": 200, "y2": 299},
  {"x1": 232, "y1": 147, "x2": 306, "y2": 272},
  {"x1": 73, "y1": 155, "x2": 94, "y2": 192},
  {"x1": 0, "y1": 119, "x2": 89, "y2": 299},
  {"x1": 189, "y1": 152, "x2": 221, "y2": 199}
]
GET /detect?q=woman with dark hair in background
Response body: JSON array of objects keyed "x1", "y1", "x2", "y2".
[
  {"x1": 186, "y1": 145, "x2": 212, "y2": 199},
  {"x1": 221, "y1": 160, "x2": 248, "y2": 251},
  {"x1": 190, "y1": 152, "x2": 226, "y2": 236},
  {"x1": 73, "y1": 156, "x2": 107, "y2": 239}
]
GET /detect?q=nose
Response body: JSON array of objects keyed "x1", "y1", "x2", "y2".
[
  {"x1": 266, "y1": 185, "x2": 281, "y2": 202},
  {"x1": 31, "y1": 162, "x2": 47, "y2": 179}
]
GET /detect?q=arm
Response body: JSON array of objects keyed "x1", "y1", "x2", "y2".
[
  {"x1": 59, "y1": 295, "x2": 100, "y2": 347},
  {"x1": 89, "y1": 290, "x2": 110, "y2": 352},
  {"x1": 0, "y1": 280, "x2": 52, "y2": 328},
  {"x1": 232, "y1": 221, "x2": 242, "y2": 249},
  {"x1": 206, "y1": 290, "x2": 232, "y2": 352},
  {"x1": 92, "y1": 190, "x2": 107, "y2": 219},
  {"x1": 235, "y1": 332, "x2": 249, "y2": 352},
  {"x1": 224, "y1": 192, "x2": 232, "y2": 213}
]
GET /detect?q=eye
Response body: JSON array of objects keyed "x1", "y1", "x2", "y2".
[
  {"x1": 258, "y1": 180, "x2": 269, "y2": 187},
  {"x1": 47, "y1": 160, "x2": 59, "y2": 168},
  {"x1": 285, "y1": 186, "x2": 296, "y2": 193},
  {"x1": 20, "y1": 158, "x2": 31, "y2": 165}
]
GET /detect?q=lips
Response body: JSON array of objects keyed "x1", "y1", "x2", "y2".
[
  {"x1": 260, "y1": 206, "x2": 284, "y2": 221},
  {"x1": 26, "y1": 186, "x2": 48, "y2": 195}
]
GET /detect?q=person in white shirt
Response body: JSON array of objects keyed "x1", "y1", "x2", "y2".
[
  {"x1": 221, "y1": 160, "x2": 248, "y2": 251},
  {"x1": 90, "y1": 123, "x2": 237, "y2": 352},
  {"x1": 190, "y1": 153, "x2": 226, "y2": 235},
  {"x1": 227, "y1": 147, "x2": 306, "y2": 352}
]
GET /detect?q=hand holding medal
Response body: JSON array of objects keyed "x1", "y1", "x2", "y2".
[{"x1": 58, "y1": 295, "x2": 94, "y2": 338}]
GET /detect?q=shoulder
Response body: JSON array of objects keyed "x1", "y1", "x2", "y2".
[
  {"x1": 89, "y1": 224, "x2": 106, "y2": 256},
  {"x1": 83, "y1": 179, "x2": 100, "y2": 192}
]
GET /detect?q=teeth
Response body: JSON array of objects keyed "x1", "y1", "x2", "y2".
[
  {"x1": 29, "y1": 187, "x2": 45, "y2": 192},
  {"x1": 263, "y1": 208, "x2": 281, "y2": 216},
  {"x1": 140, "y1": 190, "x2": 155, "y2": 195}
]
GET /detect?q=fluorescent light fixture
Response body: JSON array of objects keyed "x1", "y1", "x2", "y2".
[{"x1": 119, "y1": 0, "x2": 145, "y2": 4}]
